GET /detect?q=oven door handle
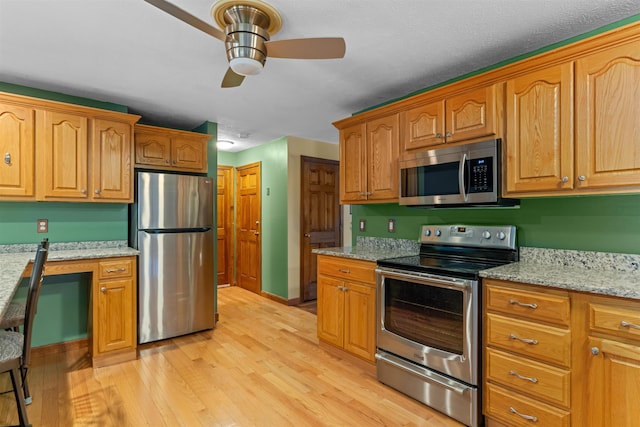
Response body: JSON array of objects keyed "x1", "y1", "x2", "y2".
[
  {"x1": 458, "y1": 152, "x2": 468, "y2": 202},
  {"x1": 376, "y1": 352, "x2": 468, "y2": 394},
  {"x1": 376, "y1": 268, "x2": 472, "y2": 291}
]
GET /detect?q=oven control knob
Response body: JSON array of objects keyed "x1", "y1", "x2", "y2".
[
  {"x1": 482, "y1": 230, "x2": 491, "y2": 239},
  {"x1": 435, "y1": 229, "x2": 441, "y2": 237},
  {"x1": 424, "y1": 229, "x2": 431, "y2": 236},
  {"x1": 497, "y1": 231, "x2": 506, "y2": 240}
]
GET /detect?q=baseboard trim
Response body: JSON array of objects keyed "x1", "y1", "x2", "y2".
[
  {"x1": 260, "y1": 290, "x2": 301, "y2": 306},
  {"x1": 32, "y1": 338, "x2": 88, "y2": 358}
]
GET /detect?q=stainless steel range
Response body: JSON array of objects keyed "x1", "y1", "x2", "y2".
[{"x1": 376, "y1": 224, "x2": 518, "y2": 427}]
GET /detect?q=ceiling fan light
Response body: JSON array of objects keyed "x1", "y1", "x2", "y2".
[{"x1": 229, "y1": 57, "x2": 264, "y2": 76}]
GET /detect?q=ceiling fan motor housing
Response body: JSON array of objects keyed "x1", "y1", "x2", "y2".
[
  {"x1": 225, "y1": 22, "x2": 269, "y2": 75},
  {"x1": 223, "y1": 4, "x2": 273, "y2": 76}
]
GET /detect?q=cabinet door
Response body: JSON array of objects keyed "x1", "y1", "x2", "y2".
[
  {"x1": 37, "y1": 110, "x2": 89, "y2": 200},
  {"x1": 576, "y1": 41, "x2": 640, "y2": 189},
  {"x1": 366, "y1": 114, "x2": 399, "y2": 202},
  {"x1": 339, "y1": 123, "x2": 367, "y2": 202},
  {"x1": 92, "y1": 119, "x2": 133, "y2": 202},
  {"x1": 343, "y1": 280, "x2": 376, "y2": 362},
  {"x1": 585, "y1": 336, "x2": 640, "y2": 427},
  {"x1": 401, "y1": 100, "x2": 445, "y2": 151},
  {"x1": 134, "y1": 131, "x2": 171, "y2": 167},
  {"x1": 171, "y1": 137, "x2": 206, "y2": 171},
  {"x1": 446, "y1": 84, "x2": 497, "y2": 143},
  {"x1": 317, "y1": 275, "x2": 345, "y2": 347},
  {"x1": 506, "y1": 64, "x2": 574, "y2": 194},
  {"x1": 0, "y1": 103, "x2": 35, "y2": 198},
  {"x1": 97, "y1": 277, "x2": 135, "y2": 353}
]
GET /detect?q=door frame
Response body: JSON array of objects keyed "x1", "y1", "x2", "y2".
[{"x1": 235, "y1": 162, "x2": 262, "y2": 294}]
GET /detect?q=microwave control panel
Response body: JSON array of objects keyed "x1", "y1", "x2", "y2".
[{"x1": 469, "y1": 157, "x2": 493, "y2": 193}]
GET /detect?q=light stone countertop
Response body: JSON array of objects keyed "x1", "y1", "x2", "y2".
[
  {"x1": 312, "y1": 236, "x2": 420, "y2": 262},
  {"x1": 0, "y1": 241, "x2": 138, "y2": 321},
  {"x1": 482, "y1": 247, "x2": 640, "y2": 300}
]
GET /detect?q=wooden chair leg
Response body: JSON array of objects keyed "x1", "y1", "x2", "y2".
[{"x1": 9, "y1": 366, "x2": 30, "y2": 427}]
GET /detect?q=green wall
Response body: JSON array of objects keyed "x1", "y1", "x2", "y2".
[
  {"x1": 0, "y1": 82, "x2": 217, "y2": 346},
  {"x1": 352, "y1": 194, "x2": 640, "y2": 254},
  {"x1": 220, "y1": 137, "x2": 290, "y2": 299}
]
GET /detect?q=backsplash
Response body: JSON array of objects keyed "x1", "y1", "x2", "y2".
[{"x1": 520, "y1": 247, "x2": 640, "y2": 272}]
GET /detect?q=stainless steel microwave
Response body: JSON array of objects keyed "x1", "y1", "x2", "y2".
[{"x1": 399, "y1": 138, "x2": 517, "y2": 207}]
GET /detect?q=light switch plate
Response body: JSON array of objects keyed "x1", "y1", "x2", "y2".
[
  {"x1": 359, "y1": 219, "x2": 366, "y2": 232},
  {"x1": 388, "y1": 219, "x2": 396, "y2": 233}
]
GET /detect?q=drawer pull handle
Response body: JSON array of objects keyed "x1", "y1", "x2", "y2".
[
  {"x1": 106, "y1": 267, "x2": 126, "y2": 273},
  {"x1": 509, "y1": 406, "x2": 538, "y2": 422},
  {"x1": 509, "y1": 333, "x2": 538, "y2": 345},
  {"x1": 508, "y1": 370, "x2": 538, "y2": 383},
  {"x1": 509, "y1": 299, "x2": 538, "y2": 309},
  {"x1": 621, "y1": 320, "x2": 640, "y2": 330},
  {"x1": 338, "y1": 269, "x2": 350, "y2": 273}
]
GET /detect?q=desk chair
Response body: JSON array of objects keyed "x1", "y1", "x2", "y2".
[{"x1": 0, "y1": 238, "x2": 49, "y2": 425}]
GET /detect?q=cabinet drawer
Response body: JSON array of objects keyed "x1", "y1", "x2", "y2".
[
  {"x1": 486, "y1": 348, "x2": 570, "y2": 408},
  {"x1": 485, "y1": 281, "x2": 570, "y2": 326},
  {"x1": 317, "y1": 256, "x2": 375, "y2": 284},
  {"x1": 487, "y1": 313, "x2": 571, "y2": 367},
  {"x1": 486, "y1": 384, "x2": 570, "y2": 427},
  {"x1": 589, "y1": 302, "x2": 640, "y2": 341},
  {"x1": 98, "y1": 259, "x2": 134, "y2": 280}
]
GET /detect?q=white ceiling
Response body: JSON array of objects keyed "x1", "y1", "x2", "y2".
[{"x1": 1, "y1": 0, "x2": 639, "y2": 152}]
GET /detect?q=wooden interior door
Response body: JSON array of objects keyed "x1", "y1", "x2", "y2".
[
  {"x1": 300, "y1": 156, "x2": 341, "y2": 302},
  {"x1": 217, "y1": 165, "x2": 234, "y2": 286},
  {"x1": 236, "y1": 162, "x2": 261, "y2": 294}
]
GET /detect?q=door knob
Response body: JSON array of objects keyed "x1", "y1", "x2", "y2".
[{"x1": 304, "y1": 233, "x2": 311, "y2": 237}]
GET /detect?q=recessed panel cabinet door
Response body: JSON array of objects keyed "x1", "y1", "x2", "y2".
[
  {"x1": 37, "y1": 110, "x2": 89, "y2": 200},
  {"x1": 0, "y1": 103, "x2": 35, "y2": 198},
  {"x1": 576, "y1": 41, "x2": 640, "y2": 189},
  {"x1": 339, "y1": 123, "x2": 366, "y2": 203},
  {"x1": 92, "y1": 119, "x2": 133, "y2": 202},
  {"x1": 366, "y1": 114, "x2": 399, "y2": 201},
  {"x1": 97, "y1": 277, "x2": 135, "y2": 354},
  {"x1": 506, "y1": 63, "x2": 574, "y2": 194}
]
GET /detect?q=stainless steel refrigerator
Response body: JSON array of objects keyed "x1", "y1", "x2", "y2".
[{"x1": 130, "y1": 171, "x2": 215, "y2": 344}]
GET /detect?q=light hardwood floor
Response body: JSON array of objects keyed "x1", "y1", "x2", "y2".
[{"x1": 1, "y1": 286, "x2": 463, "y2": 426}]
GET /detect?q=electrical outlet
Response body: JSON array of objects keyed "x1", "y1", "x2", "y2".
[
  {"x1": 388, "y1": 219, "x2": 396, "y2": 233},
  {"x1": 359, "y1": 219, "x2": 366, "y2": 232},
  {"x1": 37, "y1": 219, "x2": 48, "y2": 233}
]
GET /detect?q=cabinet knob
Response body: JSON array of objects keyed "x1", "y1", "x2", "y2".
[
  {"x1": 94, "y1": 189, "x2": 101, "y2": 195},
  {"x1": 578, "y1": 175, "x2": 586, "y2": 181},
  {"x1": 100, "y1": 287, "x2": 107, "y2": 293},
  {"x1": 3, "y1": 152, "x2": 10, "y2": 165},
  {"x1": 81, "y1": 189, "x2": 87, "y2": 194},
  {"x1": 435, "y1": 133, "x2": 443, "y2": 139},
  {"x1": 173, "y1": 160, "x2": 177, "y2": 164},
  {"x1": 561, "y1": 176, "x2": 569, "y2": 183},
  {"x1": 165, "y1": 159, "x2": 170, "y2": 164},
  {"x1": 445, "y1": 131, "x2": 452, "y2": 138},
  {"x1": 591, "y1": 346, "x2": 600, "y2": 355}
]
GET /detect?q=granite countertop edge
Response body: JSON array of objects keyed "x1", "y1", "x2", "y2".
[
  {"x1": 480, "y1": 262, "x2": 640, "y2": 300},
  {"x1": 312, "y1": 246, "x2": 418, "y2": 262}
]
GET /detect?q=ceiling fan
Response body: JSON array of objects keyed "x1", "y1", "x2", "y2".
[{"x1": 144, "y1": 0, "x2": 346, "y2": 88}]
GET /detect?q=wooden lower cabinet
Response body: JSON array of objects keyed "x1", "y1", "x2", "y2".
[
  {"x1": 91, "y1": 257, "x2": 137, "y2": 367},
  {"x1": 485, "y1": 279, "x2": 640, "y2": 427},
  {"x1": 317, "y1": 255, "x2": 376, "y2": 362}
]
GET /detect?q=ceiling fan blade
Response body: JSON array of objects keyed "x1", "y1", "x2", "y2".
[
  {"x1": 143, "y1": 0, "x2": 226, "y2": 42},
  {"x1": 265, "y1": 38, "x2": 346, "y2": 59},
  {"x1": 221, "y1": 68, "x2": 245, "y2": 88}
]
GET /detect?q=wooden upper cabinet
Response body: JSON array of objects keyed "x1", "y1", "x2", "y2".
[
  {"x1": 366, "y1": 114, "x2": 399, "y2": 202},
  {"x1": 36, "y1": 110, "x2": 89, "y2": 200},
  {"x1": 401, "y1": 100, "x2": 445, "y2": 150},
  {"x1": 575, "y1": 40, "x2": 640, "y2": 190},
  {"x1": 0, "y1": 102, "x2": 35, "y2": 199},
  {"x1": 505, "y1": 63, "x2": 574, "y2": 195},
  {"x1": 91, "y1": 119, "x2": 133, "y2": 202},
  {"x1": 339, "y1": 123, "x2": 367, "y2": 203},
  {"x1": 401, "y1": 84, "x2": 500, "y2": 156},
  {"x1": 134, "y1": 124, "x2": 210, "y2": 173},
  {"x1": 446, "y1": 84, "x2": 499, "y2": 143}
]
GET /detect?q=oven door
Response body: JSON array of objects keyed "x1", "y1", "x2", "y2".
[{"x1": 376, "y1": 267, "x2": 479, "y2": 385}]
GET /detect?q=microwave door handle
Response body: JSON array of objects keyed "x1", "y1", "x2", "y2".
[{"x1": 458, "y1": 153, "x2": 468, "y2": 201}]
